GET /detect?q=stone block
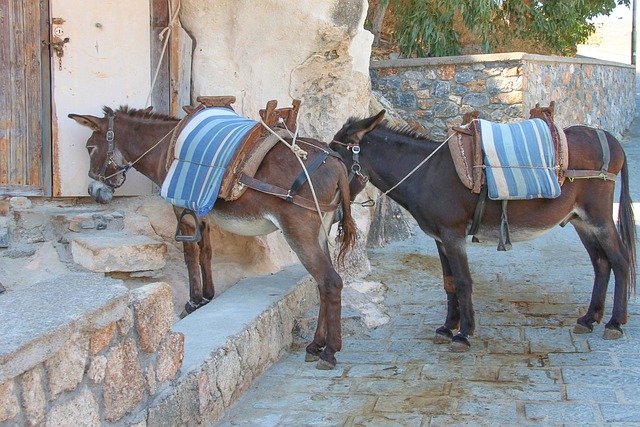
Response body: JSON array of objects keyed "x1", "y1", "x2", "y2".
[
  {"x1": 70, "y1": 232, "x2": 166, "y2": 273},
  {"x1": 87, "y1": 355, "x2": 107, "y2": 383},
  {"x1": 131, "y1": 283, "x2": 175, "y2": 353},
  {"x1": 45, "y1": 387, "x2": 100, "y2": 426},
  {"x1": 156, "y1": 332, "x2": 184, "y2": 383},
  {"x1": 0, "y1": 379, "x2": 19, "y2": 422},
  {"x1": 20, "y1": 366, "x2": 45, "y2": 426},
  {"x1": 90, "y1": 322, "x2": 116, "y2": 355},
  {"x1": 104, "y1": 338, "x2": 145, "y2": 422},
  {"x1": 45, "y1": 333, "x2": 89, "y2": 399}
]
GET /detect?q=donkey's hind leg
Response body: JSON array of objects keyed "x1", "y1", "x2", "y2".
[
  {"x1": 573, "y1": 219, "x2": 629, "y2": 339},
  {"x1": 281, "y1": 218, "x2": 343, "y2": 369},
  {"x1": 573, "y1": 221, "x2": 612, "y2": 334}
]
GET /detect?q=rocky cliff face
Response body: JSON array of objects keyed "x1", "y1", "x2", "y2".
[{"x1": 180, "y1": 0, "x2": 373, "y2": 140}]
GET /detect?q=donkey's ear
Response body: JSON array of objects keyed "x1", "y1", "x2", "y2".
[
  {"x1": 350, "y1": 110, "x2": 386, "y2": 143},
  {"x1": 142, "y1": 106, "x2": 153, "y2": 113},
  {"x1": 68, "y1": 114, "x2": 102, "y2": 132}
]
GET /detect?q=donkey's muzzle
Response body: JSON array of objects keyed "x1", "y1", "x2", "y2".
[{"x1": 88, "y1": 180, "x2": 114, "y2": 204}]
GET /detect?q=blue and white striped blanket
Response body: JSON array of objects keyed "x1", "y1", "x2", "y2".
[
  {"x1": 160, "y1": 108, "x2": 257, "y2": 216},
  {"x1": 480, "y1": 118, "x2": 561, "y2": 200}
]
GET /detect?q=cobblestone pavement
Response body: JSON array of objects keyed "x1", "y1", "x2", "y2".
[{"x1": 212, "y1": 91, "x2": 640, "y2": 426}]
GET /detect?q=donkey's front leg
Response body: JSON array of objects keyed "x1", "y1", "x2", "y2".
[
  {"x1": 439, "y1": 237, "x2": 475, "y2": 352},
  {"x1": 434, "y1": 241, "x2": 460, "y2": 344},
  {"x1": 198, "y1": 219, "x2": 215, "y2": 302},
  {"x1": 174, "y1": 207, "x2": 205, "y2": 316}
]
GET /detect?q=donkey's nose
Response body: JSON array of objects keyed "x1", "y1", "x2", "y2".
[{"x1": 88, "y1": 180, "x2": 113, "y2": 204}]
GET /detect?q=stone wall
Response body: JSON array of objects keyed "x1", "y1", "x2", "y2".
[
  {"x1": 370, "y1": 52, "x2": 636, "y2": 140},
  {"x1": 0, "y1": 274, "x2": 183, "y2": 427}
]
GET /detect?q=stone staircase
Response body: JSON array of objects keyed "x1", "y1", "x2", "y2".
[{"x1": 5, "y1": 197, "x2": 168, "y2": 278}]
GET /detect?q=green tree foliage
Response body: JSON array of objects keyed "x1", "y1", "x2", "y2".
[{"x1": 384, "y1": 0, "x2": 630, "y2": 57}]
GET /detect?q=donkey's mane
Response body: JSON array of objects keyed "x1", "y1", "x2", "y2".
[
  {"x1": 344, "y1": 116, "x2": 433, "y2": 142},
  {"x1": 380, "y1": 122, "x2": 432, "y2": 141},
  {"x1": 104, "y1": 106, "x2": 179, "y2": 122}
]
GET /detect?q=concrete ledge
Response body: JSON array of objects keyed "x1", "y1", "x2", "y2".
[
  {"x1": 0, "y1": 273, "x2": 128, "y2": 383},
  {"x1": 370, "y1": 51, "x2": 636, "y2": 70},
  {"x1": 145, "y1": 264, "x2": 319, "y2": 426}
]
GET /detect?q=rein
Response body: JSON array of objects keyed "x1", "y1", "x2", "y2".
[
  {"x1": 96, "y1": 112, "x2": 178, "y2": 187},
  {"x1": 333, "y1": 131, "x2": 455, "y2": 206}
]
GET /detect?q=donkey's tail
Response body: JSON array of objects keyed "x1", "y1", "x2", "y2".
[
  {"x1": 618, "y1": 152, "x2": 637, "y2": 295},
  {"x1": 335, "y1": 161, "x2": 357, "y2": 268}
]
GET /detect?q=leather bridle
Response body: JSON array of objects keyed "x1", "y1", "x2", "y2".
[
  {"x1": 90, "y1": 112, "x2": 130, "y2": 189},
  {"x1": 331, "y1": 139, "x2": 369, "y2": 185}
]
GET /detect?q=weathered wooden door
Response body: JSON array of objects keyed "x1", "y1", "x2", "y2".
[{"x1": 0, "y1": 0, "x2": 51, "y2": 196}]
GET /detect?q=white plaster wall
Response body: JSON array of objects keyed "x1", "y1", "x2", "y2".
[{"x1": 180, "y1": 0, "x2": 373, "y2": 140}]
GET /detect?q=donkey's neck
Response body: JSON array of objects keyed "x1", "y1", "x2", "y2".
[
  {"x1": 361, "y1": 128, "x2": 441, "y2": 192},
  {"x1": 115, "y1": 118, "x2": 178, "y2": 187}
]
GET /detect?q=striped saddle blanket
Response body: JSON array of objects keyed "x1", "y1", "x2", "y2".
[
  {"x1": 160, "y1": 108, "x2": 258, "y2": 216},
  {"x1": 479, "y1": 118, "x2": 561, "y2": 200}
]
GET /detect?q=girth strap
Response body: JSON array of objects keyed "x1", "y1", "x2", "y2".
[
  {"x1": 597, "y1": 129, "x2": 610, "y2": 172},
  {"x1": 287, "y1": 151, "x2": 329, "y2": 202},
  {"x1": 497, "y1": 200, "x2": 512, "y2": 252},
  {"x1": 468, "y1": 183, "x2": 487, "y2": 238},
  {"x1": 238, "y1": 173, "x2": 339, "y2": 212}
]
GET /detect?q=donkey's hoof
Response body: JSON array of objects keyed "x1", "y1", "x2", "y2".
[
  {"x1": 316, "y1": 358, "x2": 336, "y2": 370},
  {"x1": 603, "y1": 327, "x2": 623, "y2": 340},
  {"x1": 305, "y1": 352, "x2": 320, "y2": 362},
  {"x1": 573, "y1": 322, "x2": 593, "y2": 334},
  {"x1": 450, "y1": 334, "x2": 471, "y2": 352},
  {"x1": 434, "y1": 327, "x2": 453, "y2": 344}
]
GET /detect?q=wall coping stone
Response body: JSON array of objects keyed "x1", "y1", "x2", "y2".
[
  {"x1": 0, "y1": 273, "x2": 128, "y2": 383},
  {"x1": 370, "y1": 52, "x2": 636, "y2": 71},
  {"x1": 172, "y1": 264, "x2": 311, "y2": 373}
]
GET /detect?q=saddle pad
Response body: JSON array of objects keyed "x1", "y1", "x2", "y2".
[
  {"x1": 160, "y1": 108, "x2": 258, "y2": 216},
  {"x1": 480, "y1": 118, "x2": 561, "y2": 200}
]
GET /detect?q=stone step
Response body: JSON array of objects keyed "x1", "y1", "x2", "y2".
[{"x1": 70, "y1": 232, "x2": 167, "y2": 273}]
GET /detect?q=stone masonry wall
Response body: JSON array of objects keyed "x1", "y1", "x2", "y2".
[
  {"x1": 0, "y1": 275, "x2": 183, "y2": 427},
  {"x1": 370, "y1": 52, "x2": 636, "y2": 140}
]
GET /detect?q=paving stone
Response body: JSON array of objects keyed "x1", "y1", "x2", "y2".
[
  {"x1": 565, "y1": 385, "x2": 619, "y2": 403},
  {"x1": 548, "y1": 351, "x2": 615, "y2": 367},
  {"x1": 498, "y1": 367, "x2": 562, "y2": 384},
  {"x1": 374, "y1": 395, "x2": 456, "y2": 414},
  {"x1": 524, "y1": 327, "x2": 577, "y2": 353},
  {"x1": 354, "y1": 379, "x2": 446, "y2": 396},
  {"x1": 620, "y1": 386, "x2": 640, "y2": 404},
  {"x1": 562, "y1": 367, "x2": 640, "y2": 386},
  {"x1": 524, "y1": 403, "x2": 597, "y2": 423},
  {"x1": 351, "y1": 413, "x2": 424, "y2": 427},
  {"x1": 279, "y1": 411, "x2": 351, "y2": 426},
  {"x1": 455, "y1": 400, "x2": 518, "y2": 418},
  {"x1": 345, "y1": 364, "x2": 421, "y2": 380},
  {"x1": 450, "y1": 382, "x2": 562, "y2": 401}
]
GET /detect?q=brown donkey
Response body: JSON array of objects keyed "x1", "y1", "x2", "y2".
[{"x1": 69, "y1": 106, "x2": 356, "y2": 369}]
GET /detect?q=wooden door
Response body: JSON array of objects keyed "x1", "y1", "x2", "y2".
[{"x1": 0, "y1": 0, "x2": 51, "y2": 196}]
